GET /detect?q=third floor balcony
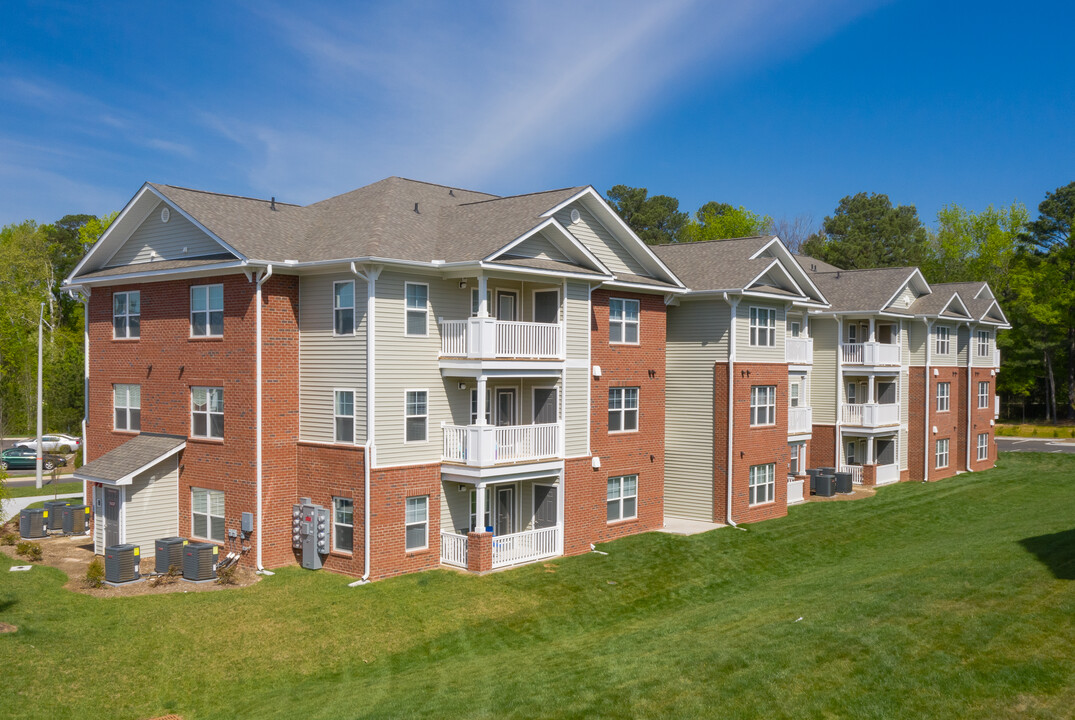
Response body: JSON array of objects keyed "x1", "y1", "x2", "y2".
[
  {"x1": 440, "y1": 317, "x2": 564, "y2": 361},
  {"x1": 841, "y1": 341, "x2": 900, "y2": 367}
]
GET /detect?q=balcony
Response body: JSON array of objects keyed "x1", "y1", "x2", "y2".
[
  {"x1": 788, "y1": 406, "x2": 813, "y2": 435},
  {"x1": 840, "y1": 463, "x2": 899, "y2": 485},
  {"x1": 994, "y1": 348, "x2": 1001, "y2": 368},
  {"x1": 443, "y1": 422, "x2": 562, "y2": 467},
  {"x1": 786, "y1": 337, "x2": 813, "y2": 365},
  {"x1": 841, "y1": 342, "x2": 900, "y2": 366},
  {"x1": 841, "y1": 403, "x2": 900, "y2": 428},
  {"x1": 440, "y1": 318, "x2": 563, "y2": 360},
  {"x1": 440, "y1": 525, "x2": 562, "y2": 570}
]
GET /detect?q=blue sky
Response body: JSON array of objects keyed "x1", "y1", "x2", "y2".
[{"x1": 2, "y1": 0, "x2": 1073, "y2": 232}]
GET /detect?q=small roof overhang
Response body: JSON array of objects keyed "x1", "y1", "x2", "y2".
[{"x1": 74, "y1": 433, "x2": 186, "y2": 486}]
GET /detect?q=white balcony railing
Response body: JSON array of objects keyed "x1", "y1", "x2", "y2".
[
  {"x1": 841, "y1": 403, "x2": 900, "y2": 428},
  {"x1": 841, "y1": 465, "x2": 863, "y2": 484},
  {"x1": 788, "y1": 406, "x2": 813, "y2": 435},
  {"x1": 841, "y1": 342, "x2": 900, "y2": 366},
  {"x1": 442, "y1": 422, "x2": 562, "y2": 467},
  {"x1": 492, "y1": 525, "x2": 561, "y2": 569},
  {"x1": 440, "y1": 531, "x2": 468, "y2": 568},
  {"x1": 993, "y1": 348, "x2": 1001, "y2": 368},
  {"x1": 786, "y1": 337, "x2": 813, "y2": 365},
  {"x1": 439, "y1": 317, "x2": 563, "y2": 360},
  {"x1": 876, "y1": 463, "x2": 900, "y2": 485},
  {"x1": 995, "y1": 395, "x2": 1000, "y2": 419}
]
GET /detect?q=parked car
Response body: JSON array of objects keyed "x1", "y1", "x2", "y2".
[
  {"x1": 16, "y1": 433, "x2": 81, "y2": 454},
  {"x1": 0, "y1": 447, "x2": 68, "y2": 471}
]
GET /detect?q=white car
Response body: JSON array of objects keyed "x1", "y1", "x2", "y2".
[{"x1": 16, "y1": 434, "x2": 82, "y2": 454}]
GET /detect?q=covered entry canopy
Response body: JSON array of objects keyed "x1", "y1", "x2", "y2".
[{"x1": 75, "y1": 433, "x2": 186, "y2": 486}]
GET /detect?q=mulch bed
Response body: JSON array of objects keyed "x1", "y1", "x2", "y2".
[{"x1": 806, "y1": 485, "x2": 878, "y2": 502}]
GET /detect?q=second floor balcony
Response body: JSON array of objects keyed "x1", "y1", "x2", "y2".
[
  {"x1": 786, "y1": 337, "x2": 813, "y2": 365},
  {"x1": 788, "y1": 405, "x2": 813, "y2": 435},
  {"x1": 842, "y1": 402, "x2": 900, "y2": 428},
  {"x1": 442, "y1": 422, "x2": 562, "y2": 467},
  {"x1": 841, "y1": 342, "x2": 900, "y2": 366},
  {"x1": 440, "y1": 317, "x2": 563, "y2": 360}
]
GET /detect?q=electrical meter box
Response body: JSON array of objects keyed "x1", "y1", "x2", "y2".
[{"x1": 292, "y1": 498, "x2": 330, "y2": 570}]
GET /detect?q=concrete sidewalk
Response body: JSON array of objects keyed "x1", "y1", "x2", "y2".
[{"x1": 1, "y1": 493, "x2": 83, "y2": 523}]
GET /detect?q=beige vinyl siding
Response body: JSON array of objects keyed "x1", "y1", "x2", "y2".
[
  {"x1": 565, "y1": 367, "x2": 588, "y2": 457},
  {"x1": 810, "y1": 318, "x2": 838, "y2": 424},
  {"x1": 907, "y1": 321, "x2": 928, "y2": 366},
  {"x1": 886, "y1": 284, "x2": 917, "y2": 312},
  {"x1": 933, "y1": 323, "x2": 958, "y2": 366},
  {"x1": 557, "y1": 203, "x2": 649, "y2": 277},
  {"x1": 108, "y1": 201, "x2": 225, "y2": 266},
  {"x1": 93, "y1": 485, "x2": 104, "y2": 552},
  {"x1": 972, "y1": 327, "x2": 994, "y2": 367},
  {"x1": 899, "y1": 427, "x2": 908, "y2": 469},
  {"x1": 738, "y1": 302, "x2": 786, "y2": 363},
  {"x1": 506, "y1": 233, "x2": 570, "y2": 262},
  {"x1": 957, "y1": 325, "x2": 970, "y2": 365},
  {"x1": 123, "y1": 457, "x2": 180, "y2": 557},
  {"x1": 374, "y1": 271, "x2": 469, "y2": 467},
  {"x1": 565, "y1": 282, "x2": 589, "y2": 359},
  {"x1": 299, "y1": 273, "x2": 367, "y2": 444},
  {"x1": 440, "y1": 478, "x2": 555, "y2": 535},
  {"x1": 901, "y1": 319, "x2": 911, "y2": 366},
  {"x1": 446, "y1": 379, "x2": 561, "y2": 426},
  {"x1": 664, "y1": 299, "x2": 729, "y2": 521}
]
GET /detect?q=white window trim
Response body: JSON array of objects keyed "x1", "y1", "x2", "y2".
[
  {"x1": 609, "y1": 297, "x2": 640, "y2": 345},
  {"x1": 190, "y1": 283, "x2": 224, "y2": 338},
  {"x1": 937, "y1": 382, "x2": 950, "y2": 412},
  {"x1": 936, "y1": 438, "x2": 950, "y2": 469},
  {"x1": 976, "y1": 330, "x2": 990, "y2": 357},
  {"x1": 978, "y1": 381, "x2": 989, "y2": 409},
  {"x1": 846, "y1": 441, "x2": 857, "y2": 465},
  {"x1": 333, "y1": 388, "x2": 356, "y2": 444},
  {"x1": 113, "y1": 383, "x2": 141, "y2": 432},
  {"x1": 749, "y1": 463, "x2": 776, "y2": 506},
  {"x1": 608, "y1": 386, "x2": 639, "y2": 434},
  {"x1": 749, "y1": 306, "x2": 777, "y2": 347},
  {"x1": 977, "y1": 433, "x2": 989, "y2": 461},
  {"x1": 935, "y1": 326, "x2": 951, "y2": 355},
  {"x1": 531, "y1": 288, "x2": 561, "y2": 323},
  {"x1": 191, "y1": 386, "x2": 224, "y2": 440},
  {"x1": 750, "y1": 385, "x2": 777, "y2": 426},
  {"x1": 789, "y1": 442, "x2": 805, "y2": 476},
  {"x1": 112, "y1": 290, "x2": 140, "y2": 339},
  {"x1": 191, "y1": 487, "x2": 225, "y2": 543},
  {"x1": 404, "y1": 388, "x2": 429, "y2": 444},
  {"x1": 607, "y1": 474, "x2": 638, "y2": 522},
  {"x1": 332, "y1": 496, "x2": 354, "y2": 554},
  {"x1": 532, "y1": 385, "x2": 559, "y2": 424},
  {"x1": 404, "y1": 282, "x2": 429, "y2": 337},
  {"x1": 333, "y1": 280, "x2": 356, "y2": 337},
  {"x1": 405, "y1": 495, "x2": 429, "y2": 551}
]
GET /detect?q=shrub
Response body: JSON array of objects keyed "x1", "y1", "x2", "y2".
[
  {"x1": 149, "y1": 565, "x2": 182, "y2": 588},
  {"x1": 216, "y1": 563, "x2": 238, "y2": 585},
  {"x1": 17, "y1": 542, "x2": 43, "y2": 562},
  {"x1": 57, "y1": 445, "x2": 71, "y2": 455},
  {"x1": 85, "y1": 558, "x2": 104, "y2": 588},
  {"x1": 74, "y1": 449, "x2": 83, "y2": 469},
  {"x1": 0, "y1": 532, "x2": 17, "y2": 546}
]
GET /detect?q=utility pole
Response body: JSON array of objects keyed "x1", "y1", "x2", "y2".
[{"x1": 36, "y1": 302, "x2": 44, "y2": 489}]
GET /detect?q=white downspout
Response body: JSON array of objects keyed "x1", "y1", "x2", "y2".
[
  {"x1": 966, "y1": 321, "x2": 974, "y2": 472},
  {"x1": 351, "y1": 265, "x2": 381, "y2": 585},
  {"x1": 81, "y1": 288, "x2": 90, "y2": 504},
  {"x1": 255, "y1": 265, "x2": 273, "y2": 574},
  {"x1": 923, "y1": 319, "x2": 933, "y2": 483},
  {"x1": 723, "y1": 292, "x2": 740, "y2": 528},
  {"x1": 835, "y1": 317, "x2": 843, "y2": 470}
]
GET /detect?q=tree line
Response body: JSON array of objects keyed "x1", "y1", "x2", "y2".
[{"x1": 605, "y1": 182, "x2": 1075, "y2": 423}]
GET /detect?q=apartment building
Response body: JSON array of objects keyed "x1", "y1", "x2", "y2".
[
  {"x1": 63, "y1": 177, "x2": 1007, "y2": 581},
  {"x1": 65, "y1": 178, "x2": 683, "y2": 580}
]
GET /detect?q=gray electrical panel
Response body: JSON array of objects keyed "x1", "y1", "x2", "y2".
[
  {"x1": 241, "y1": 511, "x2": 254, "y2": 534},
  {"x1": 292, "y1": 498, "x2": 330, "y2": 570}
]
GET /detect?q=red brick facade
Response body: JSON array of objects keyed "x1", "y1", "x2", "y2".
[
  {"x1": 968, "y1": 369, "x2": 997, "y2": 471},
  {"x1": 810, "y1": 424, "x2": 838, "y2": 469}
]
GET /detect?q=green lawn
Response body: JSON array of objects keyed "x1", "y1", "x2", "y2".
[
  {"x1": 2, "y1": 453, "x2": 1074, "y2": 719},
  {"x1": 3, "y1": 480, "x2": 82, "y2": 499}
]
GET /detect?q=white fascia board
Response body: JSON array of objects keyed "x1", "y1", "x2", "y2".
[
  {"x1": 747, "y1": 258, "x2": 809, "y2": 298},
  {"x1": 66, "y1": 183, "x2": 158, "y2": 283},
  {"x1": 484, "y1": 217, "x2": 611, "y2": 275},
  {"x1": 73, "y1": 260, "x2": 252, "y2": 286},
  {"x1": 542, "y1": 186, "x2": 687, "y2": 290},
  {"x1": 741, "y1": 290, "x2": 804, "y2": 302},
  {"x1": 753, "y1": 236, "x2": 830, "y2": 305},
  {"x1": 975, "y1": 283, "x2": 994, "y2": 300},
  {"x1": 880, "y1": 269, "x2": 925, "y2": 311},
  {"x1": 979, "y1": 298, "x2": 1009, "y2": 324},
  {"x1": 941, "y1": 292, "x2": 972, "y2": 318},
  {"x1": 478, "y1": 260, "x2": 613, "y2": 282},
  {"x1": 600, "y1": 280, "x2": 686, "y2": 294},
  {"x1": 142, "y1": 185, "x2": 247, "y2": 262},
  {"x1": 74, "y1": 441, "x2": 186, "y2": 486}
]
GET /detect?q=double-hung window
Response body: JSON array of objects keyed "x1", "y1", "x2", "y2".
[
  {"x1": 192, "y1": 487, "x2": 225, "y2": 542},
  {"x1": 750, "y1": 386, "x2": 776, "y2": 426},
  {"x1": 936, "y1": 438, "x2": 950, "y2": 468},
  {"x1": 405, "y1": 496, "x2": 428, "y2": 550},
  {"x1": 749, "y1": 307, "x2": 776, "y2": 347},
  {"x1": 113, "y1": 291, "x2": 140, "y2": 339},
  {"x1": 191, "y1": 284, "x2": 224, "y2": 337},
  {"x1": 607, "y1": 475, "x2": 637, "y2": 522},
  {"x1": 334, "y1": 280, "x2": 355, "y2": 335},
  {"x1": 191, "y1": 387, "x2": 224, "y2": 439},
  {"x1": 608, "y1": 387, "x2": 639, "y2": 432},
  {"x1": 935, "y1": 326, "x2": 950, "y2": 355},
  {"x1": 405, "y1": 390, "x2": 428, "y2": 442},
  {"x1": 977, "y1": 330, "x2": 989, "y2": 357},
  {"x1": 609, "y1": 298, "x2": 640, "y2": 344},
  {"x1": 977, "y1": 433, "x2": 989, "y2": 461},
  {"x1": 789, "y1": 443, "x2": 804, "y2": 475},
  {"x1": 470, "y1": 389, "x2": 492, "y2": 425},
  {"x1": 114, "y1": 384, "x2": 141, "y2": 432},
  {"x1": 749, "y1": 464, "x2": 775, "y2": 505},
  {"x1": 937, "y1": 382, "x2": 950, "y2": 412},
  {"x1": 978, "y1": 381, "x2": 989, "y2": 409},
  {"x1": 405, "y1": 283, "x2": 428, "y2": 336},
  {"x1": 334, "y1": 390, "x2": 355, "y2": 443},
  {"x1": 333, "y1": 497, "x2": 354, "y2": 553},
  {"x1": 790, "y1": 379, "x2": 801, "y2": 408}
]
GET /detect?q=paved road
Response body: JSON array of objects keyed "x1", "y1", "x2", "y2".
[
  {"x1": 996, "y1": 437, "x2": 1075, "y2": 454},
  {"x1": 1, "y1": 492, "x2": 83, "y2": 523}
]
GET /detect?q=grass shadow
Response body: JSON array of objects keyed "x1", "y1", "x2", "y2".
[{"x1": 1019, "y1": 528, "x2": 1075, "y2": 580}]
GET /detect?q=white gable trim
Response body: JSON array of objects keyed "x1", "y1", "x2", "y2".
[
  {"x1": 74, "y1": 441, "x2": 185, "y2": 487},
  {"x1": 881, "y1": 269, "x2": 931, "y2": 311},
  {"x1": 745, "y1": 259, "x2": 809, "y2": 299},
  {"x1": 485, "y1": 217, "x2": 611, "y2": 275},
  {"x1": 978, "y1": 298, "x2": 1009, "y2": 325},
  {"x1": 752, "y1": 236, "x2": 830, "y2": 305}
]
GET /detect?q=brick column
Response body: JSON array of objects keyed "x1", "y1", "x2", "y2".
[
  {"x1": 861, "y1": 464, "x2": 877, "y2": 487},
  {"x1": 467, "y1": 531, "x2": 492, "y2": 573}
]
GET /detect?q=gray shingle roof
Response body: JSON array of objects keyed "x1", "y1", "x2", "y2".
[
  {"x1": 809, "y1": 267, "x2": 918, "y2": 312},
  {"x1": 795, "y1": 254, "x2": 843, "y2": 273},
  {"x1": 74, "y1": 433, "x2": 186, "y2": 485},
  {"x1": 651, "y1": 236, "x2": 778, "y2": 291},
  {"x1": 905, "y1": 288, "x2": 968, "y2": 317},
  {"x1": 75, "y1": 254, "x2": 236, "y2": 280}
]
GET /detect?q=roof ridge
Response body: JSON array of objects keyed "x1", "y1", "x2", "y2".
[
  {"x1": 455, "y1": 186, "x2": 584, "y2": 208},
  {"x1": 813, "y1": 266, "x2": 915, "y2": 275},
  {"x1": 153, "y1": 183, "x2": 302, "y2": 207},
  {"x1": 652, "y1": 235, "x2": 773, "y2": 248},
  {"x1": 389, "y1": 176, "x2": 499, "y2": 198}
]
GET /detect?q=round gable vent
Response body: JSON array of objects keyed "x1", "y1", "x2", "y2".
[
  {"x1": 570, "y1": 208, "x2": 581, "y2": 224},
  {"x1": 161, "y1": 207, "x2": 171, "y2": 223}
]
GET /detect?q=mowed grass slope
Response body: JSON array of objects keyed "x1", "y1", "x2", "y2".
[{"x1": 2, "y1": 453, "x2": 1074, "y2": 719}]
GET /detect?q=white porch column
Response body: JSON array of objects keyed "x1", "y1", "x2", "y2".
[
  {"x1": 475, "y1": 482, "x2": 487, "y2": 532},
  {"x1": 476, "y1": 375, "x2": 488, "y2": 425},
  {"x1": 477, "y1": 274, "x2": 489, "y2": 318},
  {"x1": 866, "y1": 437, "x2": 875, "y2": 465},
  {"x1": 869, "y1": 317, "x2": 876, "y2": 342},
  {"x1": 868, "y1": 375, "x2": 876, "y2": 404}
]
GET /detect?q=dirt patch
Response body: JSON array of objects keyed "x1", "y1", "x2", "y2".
[
  {"x1": 0, "y1": 622, "x2": 17, "y2": 633},
  {"x1": 0, "y1": 521, "x2": 260, "y2": 597},
  {"x1": 806, "y1": 485, "x2": 877, "y2": 502}
]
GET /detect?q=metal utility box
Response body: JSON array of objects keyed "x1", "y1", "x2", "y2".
[
  {"x1": 19, "y1": 509, "x2": 47, "y2": 538},
  {"x1": 155, "y1": 537, "x2": 188, "y2": 574},
  {"x1": 61, "y1": 504, "x2": 90, "y2": 534},
  {"x1": 43, "y1": 501, "x2": 69, "y2": 531},
  {"x1": 241, "y1": 512, "x2": 254, "y2": 534},
  {"x1": 183, "y1": 542, "x2": 218, "y2": 581},
  {"x1": 104, "y1": 544, "x2": 141, "y2": 584},
  {"x1": 292, "y1": 499, "x2": 330, "y2": 570}
]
